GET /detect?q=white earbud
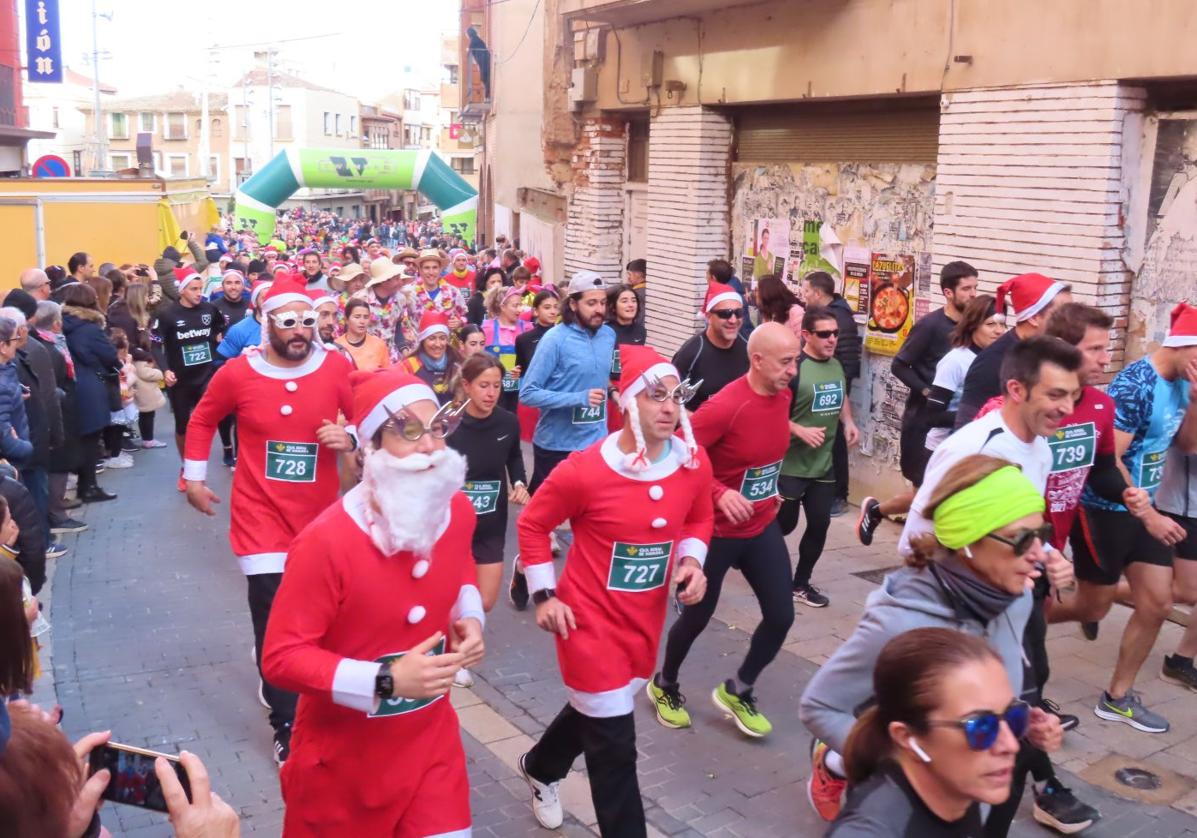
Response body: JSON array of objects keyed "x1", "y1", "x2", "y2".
[
  {"x1": 962, "y1": 545, "x2": 974, "y2": 559},
  {"x1": 910, "y1": 739, "x2": 933, "y2": 764}
]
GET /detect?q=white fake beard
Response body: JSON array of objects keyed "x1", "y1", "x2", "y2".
[{"x1": 362, "y1": 446, "x2": 467, "y2": 557}]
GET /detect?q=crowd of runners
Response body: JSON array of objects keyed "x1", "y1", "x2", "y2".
[{"x1": 1, "y1": 207, "x2": 1195, "y2": 838}]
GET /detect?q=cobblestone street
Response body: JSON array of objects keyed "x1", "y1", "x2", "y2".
[{"x1": 37, "y1": 440, "x2": 1197, "y2": 837}]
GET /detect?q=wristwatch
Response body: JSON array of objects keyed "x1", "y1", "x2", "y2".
[
  {"x1": 375, "y1": 661, "x2": 394, "y2": 700},
  {"x1": 531, "y1": 588, "x2": 556, "y2": 606}
]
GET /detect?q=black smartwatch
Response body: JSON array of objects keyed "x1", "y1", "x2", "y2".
[
  {"x1": 375, "y1": 661, "x2": 394, "y2": 700},
  {"x1": 531, "y1": 588, "x2": 556, "y2": 606}
]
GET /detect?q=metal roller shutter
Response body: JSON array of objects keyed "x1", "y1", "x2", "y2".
[{"x1": 734, "y1": 99, "x2": 940, "y2": 164}]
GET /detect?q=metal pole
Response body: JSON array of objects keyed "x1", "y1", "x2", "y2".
[
  {"x1": 90, "y1": 0, "x2": 106, "y2": 172},
  {"x1": 267, "y1": 49, "x2": 275, "y2": 158}
]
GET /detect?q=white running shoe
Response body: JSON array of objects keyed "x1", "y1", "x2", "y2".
[
  {"x1": 105, "y1": 454, "x2": 134, "y2": 469},
  {"x1": 453, "y1": 668, "x2": 475, "y2": 688},
  {"x1": 518, "y1": 752, "x2": 563, "y2": 829},
  {"x1": 258, "y1": 679, "x2": 270, "y2": 710}
]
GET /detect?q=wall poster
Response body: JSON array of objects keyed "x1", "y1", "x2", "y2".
[{"x1": 863, "y1": 252, "x2": 915, "y2": 356}]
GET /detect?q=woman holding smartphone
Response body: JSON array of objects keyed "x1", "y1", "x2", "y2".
[{"x1": 447, "y1": 354, "x2": 529, "y2": 687}]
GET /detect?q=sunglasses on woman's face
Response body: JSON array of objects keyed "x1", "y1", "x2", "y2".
[
  {"x1": 381, "y1": 400, "x2": 469, "y2": 442},
  {"x1": 270, "y1": 311, "x2": 318, "y2": 329},
  {"x1": 926, "y1": 699, "x2": 1030, "y2": 751},
  {"x1": 711, "y1": 308, "x2": 745, "y2": 321},
  {"x1": 984, "y1": 523, "x2": 1053, "y2": 556}
]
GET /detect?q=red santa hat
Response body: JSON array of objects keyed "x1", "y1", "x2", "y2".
[
  {"x1": 704, "y1": 282, "x2": 742, "y2": 314},
  {"x1": 523, "y1": 256, "x2": 542, "y2": 277},
  {"x1": 307, "y1": 289, "x2": 338, "y2": 310},
  {"x1": 616, "y1": 344, "x2": 699, "y2": 472},
  {"x1": 351, "y1": 368, "x2": 438, "y2": 443},
  {"x1": 994, "y1": 273, "x2": 1068, "y2": 323},
  {"x1": 173, "y1": 266, "x2": 203, "y2": 294},
  {"x1": 272, "y1": 263, "x2": 292, "y2": 275},
  {"x1": 416, "y1": 310, "x2": 450, "y2": 343},
  {"x1": 1164, "y1": 301, "x2": 1197, "y2": 348}
]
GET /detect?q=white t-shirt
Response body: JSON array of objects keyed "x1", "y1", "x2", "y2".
[
  {"x1": 924, "y1": 346, "x2": 978, "y2": 452},
  {"x1": 899, "y1": 409, "x2": 1051, "y2": 556}
]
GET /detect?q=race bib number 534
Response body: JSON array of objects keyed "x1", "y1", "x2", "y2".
[
  {"x1": 608, "y1": 541, "x2": 673, "y2": 592},
  {"x1": 265, "y1": 441, "x2": 317, "y2": 483},
  {"x1": 740, "y1": 461, "x2": 781, "y2": 501}
]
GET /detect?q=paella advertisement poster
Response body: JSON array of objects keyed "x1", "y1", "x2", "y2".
[{"x1": 863, "y1": 252, "x2": 916, "y2": 356}]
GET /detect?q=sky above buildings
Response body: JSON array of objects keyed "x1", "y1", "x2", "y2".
[{"x1": 53, "y1": 0, "x2": 458, "y2": 101}]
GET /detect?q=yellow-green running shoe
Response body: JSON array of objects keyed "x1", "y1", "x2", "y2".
[
  {"x1": 646, "y1": 677, "x2": 691, "y2": 729},
  {"x1": 712, "y1": 680, "x2": 772, "y2": 738}
]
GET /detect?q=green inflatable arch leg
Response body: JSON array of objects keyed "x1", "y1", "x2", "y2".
[{"x1": 234, "y1": 148, "x2": 478, "y2": 246}]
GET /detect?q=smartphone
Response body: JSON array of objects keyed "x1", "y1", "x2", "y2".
[{"x1": 88, "y1": 742, "x2": 191, "y2": 813}]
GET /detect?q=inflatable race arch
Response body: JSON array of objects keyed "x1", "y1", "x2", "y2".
[{"x1": 234, "y1": 148, "x2": 478, "y2": 245}]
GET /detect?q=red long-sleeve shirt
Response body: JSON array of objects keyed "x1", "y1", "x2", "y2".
[
  {"x1": 690, "y1": 374, "x2": 792, "y2": 539},
  {"x1": 517, "y1": 433, "x2": 714, "y2": 716},
  {"x1": 182, "y1": 347, "x2": 354, "y2": 574}
]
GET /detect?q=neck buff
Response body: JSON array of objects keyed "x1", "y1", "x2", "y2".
[
  {"x1": 932, "y1": 465, "x2": 1044, "y2": 550},
  {"x1": 931, "y1": 553, "x2": 1019, "y2": 624},
  {"x1": 419, "y1": 350, "x2": 448, "y2": 372}
]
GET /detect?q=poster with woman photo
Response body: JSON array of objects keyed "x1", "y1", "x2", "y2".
[{"x1": 745, "y1": 218, "x2": 790, "y2": 282}]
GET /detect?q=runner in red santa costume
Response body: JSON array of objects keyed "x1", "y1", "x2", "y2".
[
  {"x1": 262, "y1": 368, "x2": 484, "y2": 838},
  {"x1": 516, "y1": 344, "x2": 714, "y2": 837},
  {"x1": 182, "y1": 274, "x2": 356, "y2": 765}
]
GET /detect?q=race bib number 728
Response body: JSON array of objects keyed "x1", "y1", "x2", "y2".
[{"x1": 265, "y1": 441, "x2": 317, "y2": 483}]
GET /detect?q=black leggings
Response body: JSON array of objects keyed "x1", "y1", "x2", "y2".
[
  {"x1": 660, "y1": 522, "x2": 794, "y2": 688},
  {"x1": 218, "y1": 415, "x2": 237, "y2": 453},
  {"x1": 138, "y1": 411, "x2": 155, "y2": 441},
  {"x1": 102, "y1": 424, "x2": 124, "y2": 459},
  {"x1": 777, "y1": 476, "x2": 836, "y2": 588},
  {"x1": 529, "y1": 444, "x2": 570, "y2": 495}
]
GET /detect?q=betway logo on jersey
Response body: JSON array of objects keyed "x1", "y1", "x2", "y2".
[{"x1": 174, "y1": 327, "x2": 212, "y2": 340}]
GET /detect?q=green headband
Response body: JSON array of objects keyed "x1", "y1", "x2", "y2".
[{"x1": 932, "y1": 465, "x2": 1045, "y2": 550}]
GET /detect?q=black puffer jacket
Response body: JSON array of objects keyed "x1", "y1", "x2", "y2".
[{"x1": 828, "y1": 295, "x2": 862, "y2": 382}]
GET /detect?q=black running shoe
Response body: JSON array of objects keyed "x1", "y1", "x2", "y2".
[
  {"x1": 856, "y1": 496, "x2": 883, "y2": 546},
  {"x1": 273, "y1": 723, "x2": 292, "y2": 767},
  {"x1": 1081, "y1": 621, "x2": 1099, "y2": 641},
  {"x1": 1038, "y1": 698, "x2": 1079, "y2": 732},
  {"x1": 829, "y1": 498, "x2": 849, "y2": 517},
  {"x1": 1163, "y1": 654, "x2": 1197, "y2": 693},
  {"x1": 1033, "y1": 778, "x2": 1099, "y2": 834},
  {"x1": 222, "y1": 448, "x2": 237, "y2": 469},
  {"x1": 509, "y1": 554, "x2": 529, "y2": 611},
  {"x1": 793, "y1": 584, "x2": 830, "y2": 608}
]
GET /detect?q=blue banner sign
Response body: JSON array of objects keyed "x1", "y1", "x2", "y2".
[{"x1": 25, "y1": 0, "x2": 63, "y2": 83}]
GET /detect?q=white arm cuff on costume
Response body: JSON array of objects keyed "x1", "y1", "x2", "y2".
[
  {"x1": 451, "y1": 584, "x2": 486, "y2": 628},
  {"x1": 677, "y1": 538, "x2": 708, "y2": 568},
  {"x1": 331, "y1": 658, "x2": 382, "y2": 714},
  {"x1": 679, "y1": 536, "x2": 703, "y2": 569},
  {"x1": 524, "y1": 561, "x2": 557, "y2": 594},
  {"x1": 182, "y1": 459, "x2": 208, "y2": 481},
  {"x1": 344, "y1": 424, "x2": 359, "y2": 450}
]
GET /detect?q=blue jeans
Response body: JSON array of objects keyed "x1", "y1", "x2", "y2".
[{"x1": 21, "y1": 466, "x2": 49, "y2": 540}]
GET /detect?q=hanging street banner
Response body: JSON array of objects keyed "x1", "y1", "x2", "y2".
[{"x1": 25, "y1": 0, "x2": 63, "y2": 83}]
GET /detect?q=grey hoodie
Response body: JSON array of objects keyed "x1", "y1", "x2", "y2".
[{"x1": 799, "y1": 564, "x2": 1032, "y2": 755}]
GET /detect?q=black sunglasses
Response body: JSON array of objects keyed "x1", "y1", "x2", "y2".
[
  {"x1": 711, "y1": 308, "x2": 745, "y2": 321},
  {"x1": 984, "y1": 523, "x2": 1053, "y2": 556},
  {"x1": 811, "y1": 329, "x2": 839, "y2": 339},
  {"x1": 925, "y1": 699, "x2": 1030, "y2": 751}
]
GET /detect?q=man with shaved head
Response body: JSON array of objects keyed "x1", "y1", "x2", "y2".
[
  {"x1": 19, "y1": 268, "x2": 51, "y2": 301},
  {"x1": 650, "y1": 321, "x2": 800, "y2": 739}
]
